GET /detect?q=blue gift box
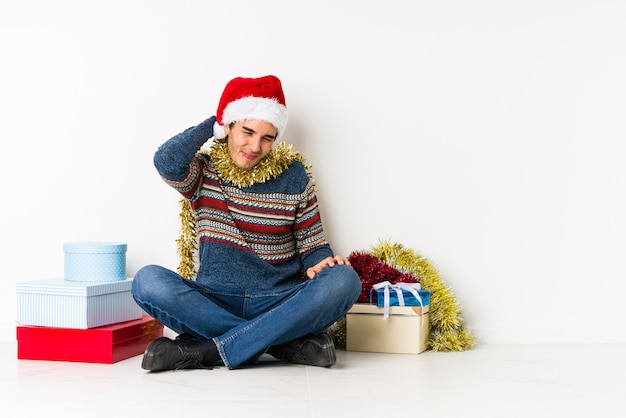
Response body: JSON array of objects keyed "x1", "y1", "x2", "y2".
[
  {"x1": 370, "y1": 285, "x2": 430, "y2": 307},
  {"x1": 64, "y1": 242, "x2": 127, "y2": 282}
]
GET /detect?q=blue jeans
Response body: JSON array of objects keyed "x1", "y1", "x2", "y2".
[{"x1": 132, "y1": 264, "x2": 361, "y2": 369}]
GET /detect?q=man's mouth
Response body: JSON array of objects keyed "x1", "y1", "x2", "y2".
[{"x1": 241, "y1": 151, "x2": 259, "y2": 161}]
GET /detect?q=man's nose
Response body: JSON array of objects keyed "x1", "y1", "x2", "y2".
[{"x1": 249, "y1": 136, "x2": 262, "y2": 152}]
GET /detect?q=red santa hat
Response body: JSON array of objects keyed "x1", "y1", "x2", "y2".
[{"x1": 213, "y1": 75, "x2": 288, "y2": 141}]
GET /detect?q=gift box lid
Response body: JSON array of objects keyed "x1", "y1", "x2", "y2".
[
  {"x1": 63, "y1": 242, "x2": 127, "y2": 254},
  {"x1": 16, "y1": 278, "x2": 133, "y2": 297}
]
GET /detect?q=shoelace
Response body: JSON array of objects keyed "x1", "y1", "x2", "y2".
[{"x1": 173, "y1": 344, "x2": 208, "y2": 370}]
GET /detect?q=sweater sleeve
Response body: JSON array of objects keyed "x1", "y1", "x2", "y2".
[
  {"x1": 294, "y1": 178, "x2": 335, "y2": 270},
  {"x1": 153, "y1": 116, "x2": 215, "y2": 198}
]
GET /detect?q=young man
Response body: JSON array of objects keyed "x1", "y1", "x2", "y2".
[{"x1": 132, "y1": 75, "x2": 361, "y2": 371}]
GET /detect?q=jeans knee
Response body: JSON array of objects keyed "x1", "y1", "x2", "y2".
[
  {"x1": 132, "y1": 264, "x2": 163, "y2": 299},
  {"x1": 320, "y1": 264, "x2": 362, "y2": 303}
]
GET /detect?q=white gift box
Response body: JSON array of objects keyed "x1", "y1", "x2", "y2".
[
  {"x1": 346, "y1": 303, "x2": 430, "y2": 354},
  {"x1": 16, "y1": 278, "x2": 142, "y2": 329}
]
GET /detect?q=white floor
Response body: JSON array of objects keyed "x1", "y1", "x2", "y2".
[{"x1": 2, "y1": 341, "x2": 624, "y2": 418}]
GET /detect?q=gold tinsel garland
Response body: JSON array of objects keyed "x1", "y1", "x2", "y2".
[
  {"x1": 176, "y1": 197, "x2": 198, "y2": 279},
  {"x1": 176, "y1": 141, "x2": 310, "y2": 278},
  {"x1": 209, "y1": 141, "x2": 309, "y2": 188}
]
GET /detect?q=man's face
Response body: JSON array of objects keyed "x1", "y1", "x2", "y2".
[{"x1": 224, "y1": 120, "x2": 277, "y2": 170}]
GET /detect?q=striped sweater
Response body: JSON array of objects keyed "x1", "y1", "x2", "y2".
[{"x1": 154, "y1": 117, "x2": 334, "y2": 290}]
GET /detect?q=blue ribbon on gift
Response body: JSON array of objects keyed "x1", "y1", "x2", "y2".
[{"x1": 371, "y1": 281, "x2": 427, "y2": 320}]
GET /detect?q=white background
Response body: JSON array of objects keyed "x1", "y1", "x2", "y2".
[{"x1": 1, "y1": 0, "x2": 624, "y2": 344}]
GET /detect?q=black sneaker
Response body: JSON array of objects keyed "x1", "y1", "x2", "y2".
[
  {"x1": 273, "y1": 334, "x2": 337, "y2": 367},
  {"x1": 141, "y1": 337, "x2": 208, "y2": 372}
]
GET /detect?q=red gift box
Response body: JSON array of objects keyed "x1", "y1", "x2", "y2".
[{"x1": 16, "y1": 315, "x2": 163, "y2": 364}]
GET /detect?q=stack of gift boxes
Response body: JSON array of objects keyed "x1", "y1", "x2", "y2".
[
  {"x1": 15, "y1": 242, "x2": 163, "y2": 364},
  {"x1": 345, "y1": 281, "x2": 431, "y2": 354}
]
